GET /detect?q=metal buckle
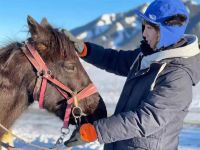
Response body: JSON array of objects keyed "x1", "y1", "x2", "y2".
[
  {"x1": 52, "y1": 127, "x2": 70, "y2": 149},
  {"x1": 72, "y1": 106, "x2": 83, "y2": 119},
  {"x1": 61, "y1": 127, "x2": 70, "y2": 135}
]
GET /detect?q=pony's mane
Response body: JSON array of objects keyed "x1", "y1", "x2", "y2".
[
  {"x1": 0, "y1": 27, "x2": 78, "y2": 68},
  {"x1": 0, "y1": 42, "x2": 22, "y2": 68},
  {"x1": 38, "y1": 27, "x2": 78, "y2": 62}
]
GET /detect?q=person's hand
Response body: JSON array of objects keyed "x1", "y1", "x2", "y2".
[
  {"x1": 64, "y1": 127, "x2": 87, "y2": 147},
  {"x1": 140, "y1": 39, "x2": 154, "y2": 56},
  {"x1": 62, "y1": 29, "x2": 85, "y2": 54},
  {"x1": 64, "y1": 123, "x2": 97, "y2": 147}
]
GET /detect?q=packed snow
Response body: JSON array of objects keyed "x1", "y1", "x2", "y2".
[
  {"x1": 77, "y1": 32, "x2": 88, "y2": 40},
  {"x1": 77, "y1": 31, "x2": 93, "y2": 40},
  {"x1": 125, "y1": 16, "x2": 137, "y2": 25},
  {"x1": 116, "y1": 22, "x2": 124, "y2": 31},
  {"x1": 140, "y1": 3, "x2": 149, "y2": 13},
  {"x1": 97, "y1": 14, "x2": 116, "y2": 26}
]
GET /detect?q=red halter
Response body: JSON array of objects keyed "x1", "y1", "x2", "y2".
[{"x1": 21, "y1": 43, "x2": 97, "y2": 128}]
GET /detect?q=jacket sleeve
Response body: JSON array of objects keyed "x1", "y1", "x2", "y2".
[
  {"x1": 82, "y1": 42, "x2": 141, "y2": 77},
  {"x1": 93, "y1": 66, "x2": 192, "y2": 144}
]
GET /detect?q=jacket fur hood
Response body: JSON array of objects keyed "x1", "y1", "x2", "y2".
[{"x1": 141, "y1": 34, "x2": 200, "y2": 85}]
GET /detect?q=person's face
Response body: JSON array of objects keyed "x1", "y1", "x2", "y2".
[{"x1": 143, "y1": 23, "x2": 159, "y2": 49}]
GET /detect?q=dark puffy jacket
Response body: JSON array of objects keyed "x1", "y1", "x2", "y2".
[{"x1": 83, "y1": 35, "x2": 200, "y2": 150}]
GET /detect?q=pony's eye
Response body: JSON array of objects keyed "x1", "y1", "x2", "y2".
[
  {"x1": 36, "y1": 43, "x2": 47, "y2": 51},
  {"x1": 64, "y1": 63, "x2": 76, "y2": 73}
]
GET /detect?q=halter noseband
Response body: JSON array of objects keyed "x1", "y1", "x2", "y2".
[{"x1": 21, "y1": 43, "x2": 97, "y2": 128}]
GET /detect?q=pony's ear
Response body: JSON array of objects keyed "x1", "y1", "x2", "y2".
[
  {"x1": 40, "y1": 18, "x2": 52, "y2": 28},
  {"x1": 27, "y1": 15, "x2": 41, "y2": 38},
  {"x1": 27, "y1": 16, "x2": 48, "y2": 51}
]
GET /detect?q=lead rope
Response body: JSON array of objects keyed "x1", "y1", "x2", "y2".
[
  {"x1": 52, "y1": 95, "x2": 84, "y2": 149},
  {"x1": 0, "y1": 141, "x2": 15, "y2": 150},
  {"x1": 0, "y1": 123, "x2": 55, "y2": 150}
]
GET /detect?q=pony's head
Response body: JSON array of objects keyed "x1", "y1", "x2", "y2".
[{"x1": 27, "y1": 16, "x2": 107, "y2": 124}]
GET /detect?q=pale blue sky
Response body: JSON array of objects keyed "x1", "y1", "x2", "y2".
[{"x1": 0, "y1": 0, "x2": 199, "y2": 41}]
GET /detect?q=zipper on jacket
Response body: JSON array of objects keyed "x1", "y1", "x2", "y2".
[
  {"x1": 150, "y1": 63, "x2": 167, "y2": 91},
  {"x1": 134, "y1": 67, "x2": 150, "y2": 78}
]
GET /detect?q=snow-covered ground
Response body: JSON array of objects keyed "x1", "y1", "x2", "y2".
[
  {"x1": 12, "y1": 107, "x2": 200, "y2": 150},
  {"x1": 11, "y1": 61, "x2": 200, "y2": 150}
]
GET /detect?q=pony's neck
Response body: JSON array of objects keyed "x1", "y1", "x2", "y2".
[{"x1": 0, "y1": 43, "x2": 36, "y2": 137}]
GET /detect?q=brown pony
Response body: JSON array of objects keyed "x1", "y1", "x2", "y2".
[{"x1": 0, "y1": 16, "x2": 107, "y2": 138}]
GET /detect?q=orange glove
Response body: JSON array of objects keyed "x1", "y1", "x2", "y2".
[
  {"x1": 64, "y1": 123, "x2": 97, "y2": 147},
  {"x1": 79, "y1": 123, "x2": 97, "y2": 142}
]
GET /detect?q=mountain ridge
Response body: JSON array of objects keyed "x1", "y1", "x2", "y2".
[{"x1": 71, "y1": 1, "x2": 200, "y2": 50}]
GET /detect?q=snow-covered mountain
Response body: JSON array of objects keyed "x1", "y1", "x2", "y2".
[
  {"x1": 71, "y1": 0, "x2": 200, "y2": 50},
  {"x1": 71, "y1": 3, "x2": 148, "y2": 50}
]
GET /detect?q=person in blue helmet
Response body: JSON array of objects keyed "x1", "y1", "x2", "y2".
[{"x1": 64, "y1": 0, "x2": 200, "y2": 149}]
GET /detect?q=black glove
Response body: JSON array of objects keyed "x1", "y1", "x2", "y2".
[
  {"x1": 63, "y1": 29, "x2": 85, "y2": 53},
  {"x1": 64, "y1": 127, "x2": 87, "y2": 147},
  {"x1": 140, "y1": 39, "x2": 155, "y2": 56}
]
